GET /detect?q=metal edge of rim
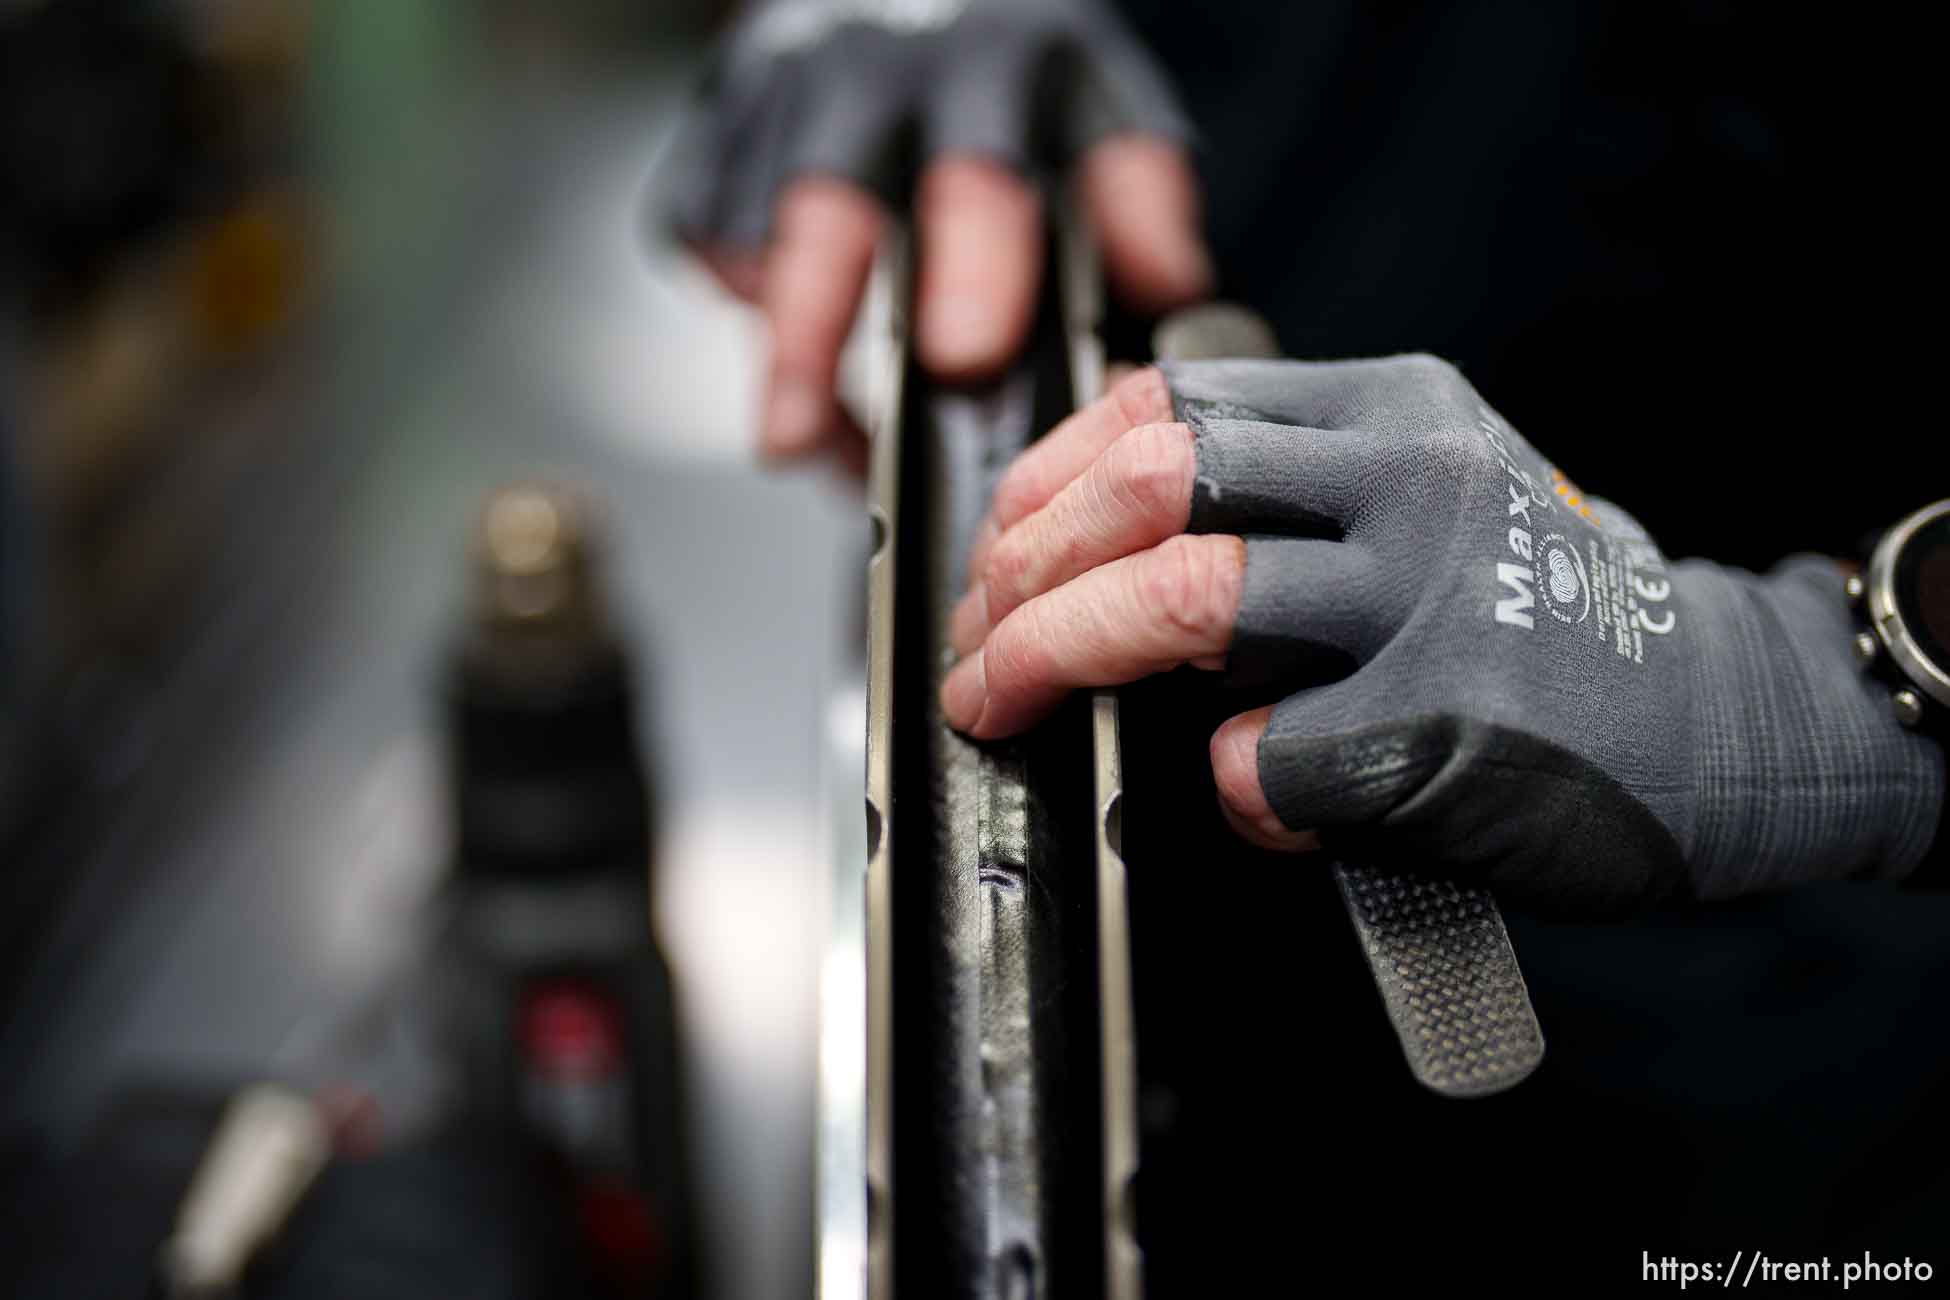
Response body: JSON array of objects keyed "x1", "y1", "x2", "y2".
[
  {"x1": 862, "y1": 228, "x2": 910, "y2": 1300},
  {"x1": 1091, "y1": 693, "x2": 1142, "y2": 1297},
  {"x1": 1057, "y1": 190, "x2": 1144, "y2": 1300}
]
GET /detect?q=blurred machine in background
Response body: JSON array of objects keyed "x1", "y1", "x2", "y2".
[
  {"x1": 3, "y1": 3, "x2": 842, "y2": 1298},
  {"x1": 439, "y1": 484, "x2": 699, "y2": 1297},
  {"x1": 11, "y1": 483, "x2": 703, "y2": 1298},
  {"x1": 2, "y1": 0, "x2": 314, "y2": 978}
]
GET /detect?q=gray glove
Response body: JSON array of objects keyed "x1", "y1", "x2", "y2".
[
  {"x1": 1166, "y1": 354, "x2": 1946, "y2": 914},
  {"x1": 666, "y1": 0, "x2": 1189, "y2": 247}
]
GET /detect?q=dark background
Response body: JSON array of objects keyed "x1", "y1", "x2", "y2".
[
  {"x1": 1114, "y1": 3, "x2": 1949, "y2": 1293},
  {"x1": 1123, "y1": 0, "x2": 1939, "y2": 569}
]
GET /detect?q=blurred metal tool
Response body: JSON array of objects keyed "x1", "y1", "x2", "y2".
[
  {"x1": 1146, "y1": 302, "x2": 1280, "y2": 363},
  {"x1": 475, "y1": 484, "x2": 599, "y2": 630},
  {"x1": 451, "y1": 483, "x2": 655, "y2": 875},
  {"x1": 448, "y1": 482, "x2": 697, "y2": 1297},
  {"x1": 157, "y1": 1084, "x2": 330, "y2": 1298}
]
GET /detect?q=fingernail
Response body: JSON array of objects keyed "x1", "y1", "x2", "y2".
[
  {"x1": 1255, "y1": 816, "x2": 1315, "y2": 852},
  {"x1": 949, "y1": 583, "x2": 988, "y2": 656},
  {"x1": 940, "y1": 650, "x2": 987, "y2": 732},
  {"x1": 765, "y1": 379, "x2": 824, "y2": 455},
  {"x1": 921, "y1": 295, "x2": 999, "y2": 371},
  {"x1": 1219, "y1": 797, "x2": 1315, "y2": 853}
]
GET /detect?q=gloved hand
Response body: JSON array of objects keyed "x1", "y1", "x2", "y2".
[
  {"x1": 939, "y1": 356, "x2": 1946, "y2": 914},
  {"x1": 663, "y1": 0, "x2": 1211, "y2": 463}
]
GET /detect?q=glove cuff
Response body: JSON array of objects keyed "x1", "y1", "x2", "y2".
[{"x1": 1680, "y1": 556, "x2": 1946, "y2": 898}]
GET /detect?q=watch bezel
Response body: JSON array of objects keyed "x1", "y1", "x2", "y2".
[{"x1": 1867, "y1": 498, "x2": 1950, "y2": 710}]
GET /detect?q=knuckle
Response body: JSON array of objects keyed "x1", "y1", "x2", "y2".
[
  {"x1": 1393, "y1": 351, "x2": 1461, "y2": 380},
  {"x1": 991, "y1": 459, "x2": 1046, "y2": 529},
  {"x1": 1106, "y1": 422, "x2": 1194, "y2": 525},
  {"x1": 1111, "y1": 366, "x2": 1175, "y2": 430},
  {"x1": 980, "y1": 610, "x2": 1043, "y2": 698},
  {"x1": 1140, "y1": 535, "x2": 1241, "y2": 642},
  {"x1": 982, "y1": 532, "x2": 1033, "y2": 606},
  {"x1": 1390, "y1": 352, "x2": 1474, "y2": 404}
]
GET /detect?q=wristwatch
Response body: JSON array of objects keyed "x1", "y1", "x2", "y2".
[{"x1": 1850, "y1": 498, "x2": 1950, "y2": 733}]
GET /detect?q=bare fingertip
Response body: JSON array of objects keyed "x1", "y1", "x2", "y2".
[
  {"x1": 918, "y1": 294, "x2": 1008, "y2": 378},
  {"x1": 711, "y1": 248, "x2": 766, "y2": 302},
  {"x1": 1209, "y1": 706, "x2": 1273, "y2": 808},
  {"x1": 1082, "y1": 136, "x2": 1214, "y2": 312},
  {"x1": 940, "y1": 650, "x2": 988, "y2": 733},
  {"x1": 1164, "y1": 239, "x2": 1216, "y2": 303},
  {"x1": 764, "y1": 379, "x2": 827, "y2": 457},
  {"x1": 1114, "y1": 239, "x2": 1213, "y2": 317},
  {"x1": 1218, "y1": 798, "x2": 1316, "y2": 854},
  {"x1": 1111, "y1": 366, "x2": 1176, "y2": 429},
  {"x1": 948, "y1": 584, "x2": 989, "y2": 657},
  {"x1": 966, "y1": 516, "x2": 1002, "y2": 576},
  {"x1": 1210, "y1": 709, "x2": 1317, "y2": 852}
]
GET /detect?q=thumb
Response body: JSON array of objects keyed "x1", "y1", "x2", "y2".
[
  {"x1": 1210, "y1": 706, "x2": 1318, "y2": 853},
  {"x1": 1244, "y1": 700, "x2": 1691, "y2": 915}
]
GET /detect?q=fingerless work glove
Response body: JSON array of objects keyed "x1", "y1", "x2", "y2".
[
  {"x1": 1166, "y1": 354, "x2": 1946, "y2": 914},
  {"x1": 665, "y1": 0, "x2": 1188, "y2": 246}
]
